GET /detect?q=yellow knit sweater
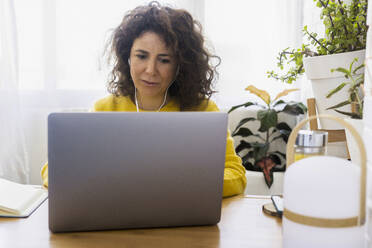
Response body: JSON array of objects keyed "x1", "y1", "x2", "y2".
[{"x1": 41, "y1": 95, "x2": 247, "y2": 197}]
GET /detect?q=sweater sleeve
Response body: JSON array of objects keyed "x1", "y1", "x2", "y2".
[
  {"x1": 201, "y1": 100, "x2": 247, "y2": 197},
  {"x1": 41, "y1": 162, "x2": 48, "y2": 188},
  {"x1": 222, "y1": 130, "x2": 247, "y2": 197}
]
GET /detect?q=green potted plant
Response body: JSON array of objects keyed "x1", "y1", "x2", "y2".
[
  {"x1": 326, "y1": 58, "x2": 365, "y2": 165},
  {"x1": 228, "y1": 85, "x2": 307, "y2": 189},
  {"x1": 326, "y1": 58, "x2": 364, "y2": 119},
  {"x1": 267, "y1": 0, "x2": 368, "y2": 130}
]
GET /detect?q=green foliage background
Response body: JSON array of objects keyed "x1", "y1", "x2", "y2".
[{"x1": 267, "y1": 0, "x2": 368, "y2": 84}]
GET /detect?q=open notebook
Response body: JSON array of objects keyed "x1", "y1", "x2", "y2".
[{"x1": 0, "y1": 178, "x2": 48, "y2": 218}]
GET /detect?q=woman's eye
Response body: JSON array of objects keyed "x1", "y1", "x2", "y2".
[
  {"x1": 135, "y1": 54, "x2": 146, "y2": 60},
  {"x1": 159, "y1": 58, "x2": 171, "y2": 64}
]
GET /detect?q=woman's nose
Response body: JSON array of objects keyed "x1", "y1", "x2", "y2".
[{"x1": 145, "y1": 59, "x2": 157, "y2": 75}]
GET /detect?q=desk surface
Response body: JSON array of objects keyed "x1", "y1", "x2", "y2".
[{"x1": 0, "y1": 195, "x2": 282, "y2": 248}]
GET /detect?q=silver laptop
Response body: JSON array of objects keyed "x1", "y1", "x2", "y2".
[{"x1": 48, "y1": 112, "x2": 227, "y2": 233}]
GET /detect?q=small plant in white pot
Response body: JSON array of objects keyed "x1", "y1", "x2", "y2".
[
  {"x1": 267, "y1": 0, "x2": 368, "y2": 130},
  {"x1": 228, "y1": 85, "x2": 306, "y2": 194},
  {"x1": 327, "y1": 58, "x2": 365, "y2": 165}
]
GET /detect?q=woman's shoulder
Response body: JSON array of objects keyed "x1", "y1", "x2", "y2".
[
  {"x1": 193, "y1": 99, "x2": 219, "y2": 112},
  {"x1": 93, "y1": 95, "x2": 135, "y2": 111}
]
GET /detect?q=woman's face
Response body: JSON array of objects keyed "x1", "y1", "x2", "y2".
[{"x1": 129, "y1": 31, "x2": 178, "y2": 100}]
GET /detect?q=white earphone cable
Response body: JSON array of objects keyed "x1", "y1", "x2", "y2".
[{"x1": 135, "y1": 86, "x2": 170, "y2": 112}]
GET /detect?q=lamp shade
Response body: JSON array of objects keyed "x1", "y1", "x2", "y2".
[{"x1": 283, "y1": 115, "x2": 367, "y2": 248}]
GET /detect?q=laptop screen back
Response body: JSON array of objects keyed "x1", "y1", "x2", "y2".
[{"x1": 48, "y1": 112, "x2": 227, "y2": 232}]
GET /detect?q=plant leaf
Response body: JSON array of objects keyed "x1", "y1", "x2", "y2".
[
  {"x1": 273, "y1": 100, "x2": 286, "y2": 107},
  {"x1": 235, "y1": 140, "x2": 252, "y2": 153},
  {"x1": 279, "y1": 129, "x2": 291, "y2": 143},
  {"x1": 242, "y1": 160, "x2": 254, "y2": 170},
  {"x1": 355, "y1": 74, "x2": 364, "y2": 85},
  {"x1": 276, "y1": 122, "x2": 292, "y2": 131},
  {"x1": 273, "y1": 88, "x2": 299, "y2": 102},
  {"x1": 349, "y1": 57, "x2": 358, "y2": 72},
  {"x1": 241, "y1": 152, "x2": 253, "y2": 166},
  {"x1": 271, "y1": 129, "x2": 291, "y2": 143},
  {"x1": 272, "y1": 122, "x2": 292, "y2": 142},
  {"x1": 257, "y1": 109, "x2": 277, "y2": 132},
  {"x1": 232, "y1": 127, "x2": 253, "y2": 137},
  {"x1": 272, "y1": 151, "x2": 286, "y2": 159},
  {"x1": 228, "y1": 102, "x2": 255, "y2": 113},
  {"x1": 326, "y1": 82, "x2": 347, "y2": 98},
  {"x1": 326, "y1": 100, "x2": 351, "y2": 110},
  {"x1": 269, "y1": 154, "x2": 282, "y2": 165},
  {"x1": 233, "y1": 117, "x2": 256, "y2": 131},
  {"x1": 334, "y1": 109, "x2": 361, "y2": 119},
  {"x1": 241, "y1": 151, "x2": 255, "y2": 170},
  {"x1": 256, "y1": 157, "x2": 276, "y2": 188},
  {"x1": 281, "y1": 102, "x2": 306, "y2": 115},
  {"x1": 352, "y1": 63, "x2": 365, "y2": 74},
  {"x1": 245, "y1": 85, "x2": 271, "y2": 105},
  {"x1": 331, "y1": 67, "x2": 350, "y2": 76}
]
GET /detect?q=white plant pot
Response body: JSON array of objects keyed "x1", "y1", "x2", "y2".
[
  {"x1": 303, "y1": 49, "x2": 366, "y2": 130},
  {"x1": 344, "y1": 118, "x2": 364, "y2": 167},
  {"x1": 244, "y1": 170, "x2": 284, "y2": 195}
]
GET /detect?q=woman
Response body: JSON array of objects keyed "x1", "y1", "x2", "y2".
[{"x1": 41, "y1": 1, "x2": 246, "y2": 197}]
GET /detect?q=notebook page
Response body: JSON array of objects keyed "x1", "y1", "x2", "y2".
[{"x1": 0, "y1": 178, "x2": 43, "y2": 215}]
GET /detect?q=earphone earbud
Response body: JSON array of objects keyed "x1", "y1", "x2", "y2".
[{"x1": 128, "y1": 58, "x2": 131, "y2": 66}]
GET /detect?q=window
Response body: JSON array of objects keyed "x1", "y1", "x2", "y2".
[{"x1": 14, "y1": 0, "x2": 303, "y2": 108}]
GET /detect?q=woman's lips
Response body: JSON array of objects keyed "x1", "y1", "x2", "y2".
[{"x1": 142, "y1": 80, "x2": 159, "y2": 86}]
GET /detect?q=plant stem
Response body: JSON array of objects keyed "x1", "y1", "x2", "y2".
[
  {"x1": 349, "y1": 73, "x2": 363, "y2": 113},
  {"x1": 278, "y1": 51, "x2": 294, "y2": 64},
  {"x1": 337, "y1": 0, "x2": 352, "y2": 50},
  {"x1": 357, "y1": 22, "x2": 361, "y2": 37},
  {"x1": 278, "y1": 49, "x2": 317, "y2": 64},
  {"x1": 353, "y1": 2, "x2": 362, "y2": 36},
  {"x1": 296, "y1": 64, "x2": 304, "y2": 74},
  {"x1": 304, "y1": 29, "x2": 331, "y2": 53},
  {"x1": 318, "y1": 0, "x2": 335, "y2": 40},
  {"x1": 265, "y1": 129, "x2": 270, "y2": 157},
  {"x1": 303, "y1": 49, "x2": 318, "y2": 57}
]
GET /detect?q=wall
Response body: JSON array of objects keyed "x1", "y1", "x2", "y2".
[{"x1": 363, "y1": 0, "x2": 372, "y2": 242}]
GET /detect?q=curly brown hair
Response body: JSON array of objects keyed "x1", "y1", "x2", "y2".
[{"x1": 106, "y1": 1, "x2": 220, "y2": 110}]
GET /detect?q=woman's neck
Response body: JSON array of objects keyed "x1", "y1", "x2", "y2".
[{"x1": 136, "y1": 92, "x2": 169, "y2": 111}]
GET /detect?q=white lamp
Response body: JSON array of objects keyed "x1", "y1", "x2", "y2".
[{"x1": 283, "y1": 115, "x2": 367, "y2": 248}]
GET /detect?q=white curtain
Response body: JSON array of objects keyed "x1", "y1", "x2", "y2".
[{"x1": 0, "y1": 0, "x2": 29, "y2": 183}]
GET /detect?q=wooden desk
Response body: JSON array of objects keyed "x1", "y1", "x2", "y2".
[{"x1": 0, "y1": 195, "x2": 282, "y2": 248}]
